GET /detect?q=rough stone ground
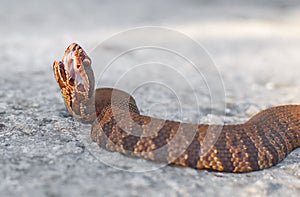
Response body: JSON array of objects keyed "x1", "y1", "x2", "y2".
[{"x1": 0, "y1": 0, "x2": 300, "y2": 196}]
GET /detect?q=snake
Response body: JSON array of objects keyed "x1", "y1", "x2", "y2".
[{"x1": 53, "y1": 43, "x2": 300, "y2": 173}]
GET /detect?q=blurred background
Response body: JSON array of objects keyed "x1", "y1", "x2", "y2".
[{"x1": 1, "y1": 0, "x2": 300, "y2": 104}]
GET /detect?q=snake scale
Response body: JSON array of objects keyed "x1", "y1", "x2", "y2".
[{"x1": 53, "y1": 43, "x2": 300, "y2": 172}]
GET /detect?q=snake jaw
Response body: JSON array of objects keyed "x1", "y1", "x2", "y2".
[
  {"x1": 62, "y1": 44, "x2": 89, "y2": 89},
  {"x1": 53, "y1": 43, "x2": 96, "y2": 122}
]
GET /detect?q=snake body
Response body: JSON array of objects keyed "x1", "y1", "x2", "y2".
[{"x1": 53, "y1": 43, "x2": 300, "y2": 172}]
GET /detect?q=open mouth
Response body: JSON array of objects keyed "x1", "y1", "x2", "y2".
[{"x1": 63, "y1": 51, "x2": 86, "y2": 87}]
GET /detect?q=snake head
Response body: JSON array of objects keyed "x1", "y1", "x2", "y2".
[{"x1": 53, "y1": 43, "x2": 96, "y2": 122}]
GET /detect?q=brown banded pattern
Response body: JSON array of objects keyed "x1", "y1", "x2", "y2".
[{"x1": 54, "y1": 43, "x2": 300, "y2": 173}]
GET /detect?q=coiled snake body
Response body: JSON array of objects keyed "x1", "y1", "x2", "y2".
[{"x1": 53, "y1": 43, "x2": 300, "y2": 172}]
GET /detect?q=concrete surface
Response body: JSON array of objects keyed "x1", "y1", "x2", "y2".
[{"x1": 0, "y1": 0, "x2": 300, "y2": 196}]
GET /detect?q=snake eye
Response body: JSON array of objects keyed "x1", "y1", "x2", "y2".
[{"x1": 82, "y1": 57, "x2": 91, "y2": 67}]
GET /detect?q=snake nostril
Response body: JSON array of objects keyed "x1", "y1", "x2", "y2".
[{"x1": 69, "y1": 78, "x2": 74, "y2": 86}]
